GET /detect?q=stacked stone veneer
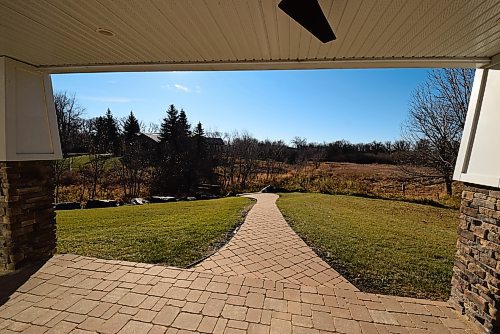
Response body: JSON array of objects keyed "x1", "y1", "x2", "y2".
[
  {"x1": 450, "y1": 183, "x2": 500, "y2": 334},
  {"x1": 0, "y1": 161, "x2": 56, "y2": 270}
]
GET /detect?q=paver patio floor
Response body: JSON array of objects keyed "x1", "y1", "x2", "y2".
[{"x1": 0, "y1": 193, "x2": 477, "y2": 333}]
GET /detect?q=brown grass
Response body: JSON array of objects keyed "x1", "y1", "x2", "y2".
[
  {"x1": 251, "y1": 162, "x2": 462, "y2": 209},
  {"x1": 57, "y1": 160, "x2": 462, "y2": 209}
]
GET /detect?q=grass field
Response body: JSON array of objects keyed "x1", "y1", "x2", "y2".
[
  {"x1": 277, "y1": 193, "x2": 458, "y2": 300},
  {"x1": 66, "y1": 154, "x2": 120, "y2": 170},
  {"x1": 56, "y1": 197, "x2": 253, "y2": 267},
  {"x1": 268, "y1": 162, "x2": 462, "y2": 209}
]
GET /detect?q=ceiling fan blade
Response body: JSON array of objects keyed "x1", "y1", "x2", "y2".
[{"x1": 278, "y1": 0, "x2": 336, "y2": 43}]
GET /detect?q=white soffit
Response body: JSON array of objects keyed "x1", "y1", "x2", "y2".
[{"x1": 0, "y1": 0, "x2": 499, "y2": 73}]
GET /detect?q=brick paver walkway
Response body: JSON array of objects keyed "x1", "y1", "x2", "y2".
[
  {"x1": 0, "y1": 193, "x2": 477, "y2": 333},
  {"x1": 195, "y1": 194, "x2": 354, "y2": 290}
]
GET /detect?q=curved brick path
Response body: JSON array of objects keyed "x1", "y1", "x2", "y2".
[
  {"x1": 195, "y1": 193, "x2": 355, "y2": 290},
  {"x1": 0, "y1": 193, "x2": 478, "y2": 333}
]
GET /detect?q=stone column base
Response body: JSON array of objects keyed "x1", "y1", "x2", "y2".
[
  {"x1": 450, "y1": 183, "x2": 499, "y2": 333},
  {"x1": 0, "y1": 161, "x2": 56, "y2": 270}
]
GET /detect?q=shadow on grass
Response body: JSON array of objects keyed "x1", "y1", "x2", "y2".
[{"x1": 283, "y1": 190, "x2": 453, "y2": 209}]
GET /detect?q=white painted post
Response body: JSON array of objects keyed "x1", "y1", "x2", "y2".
[
  {"x1": 454, "y1": 69, "x2": 500, "y2": 187},
  {"x1": 451, "y1": 69, "x2": 500, "y2": 334},
  {"x1": 0, "y1": 56, "x2": 61, "y2": 270}
]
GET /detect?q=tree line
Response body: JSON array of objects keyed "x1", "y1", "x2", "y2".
[
  {"x1": 53, "y1": 98, "x2": 219, "y2": 201},
  {"x1": 53, "y1": 68, "x2": 474, "y2": 201},
  {"x1": 52, "y1": 98, "x2": 414, "y2": 201}
]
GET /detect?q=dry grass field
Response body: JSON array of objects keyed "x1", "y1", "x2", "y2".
[
  {"x1": 56, "y1": 156, "x2": 462, "y2": 209},
  {"x1": 253, "y1": 162, "x2": 462, "y2": 208}
]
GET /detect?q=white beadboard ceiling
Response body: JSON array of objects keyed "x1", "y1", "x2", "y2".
[{"x1": 0, "y1": 0, "x2": 499, "y2": 73}]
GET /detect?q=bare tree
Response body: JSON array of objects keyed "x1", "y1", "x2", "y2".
[
  {"x1": 261, "y1": 140, "x2": 287, "y2": 181},
  {"x1": 54, "y1": 91, "x2": 85, "y2": 154},
  {"x1": 53, "y1": 159, "x2": 69, "y2": 203},
  {"x1": 119, "y1": 141, "x2": 151, "y2": 198},
  {"x1": 291, "y1": 136, "x2": 307, "y2": 149},
  {"x1": 430, "y1": 68, "x2": 474, "y2": 130},
  {"x1": 53, "y1": 91, "x2": 85, "y2": 203},
  {"x1": 306, "y1": 144, "x2": 326, "y2": 169},
  {"x1": 218, "y1": 132, "x2": 237, "y2": 191},
  {"x1": 402, "y1": 69, "x2": 474, "y2": 195},
  {"x1": 85, "y1": 118, "x2": 109, "y2": 199},
  {"x1": 147, "y1": 122, "x2": 160, "y2": 133},
  {"x1": 218, "y1": 132, "x2": 260, "y2": 192},
  {"x1": 234, "y1": 133, "x2": 260, "y2": 189}
]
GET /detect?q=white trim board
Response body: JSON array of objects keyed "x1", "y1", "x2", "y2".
[
  {"x1": 0, "y1": 56, "x2": 62, "y2": 161},
  {"x1": 454, "y1": 69, "x2": 500, "y2": 188}
]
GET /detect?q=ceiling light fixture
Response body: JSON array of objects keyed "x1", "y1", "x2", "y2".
[{"x1": 96, "y1": 28, "x2": 114, "y2": 37}]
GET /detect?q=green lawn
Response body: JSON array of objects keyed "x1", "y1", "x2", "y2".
[
  {"x1": 277, "y1": 193, "x2": 458, "y2": 300},
  {"x1": 57, "y1": 197, "x2": 253, "y2": 267},
  {"x1": 66, "y1": 155, "x2": 120, "y2": 170}
]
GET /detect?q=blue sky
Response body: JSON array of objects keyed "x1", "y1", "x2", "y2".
[{"x1": 51, "y1": 69, "x2": 430, "y2": 144}]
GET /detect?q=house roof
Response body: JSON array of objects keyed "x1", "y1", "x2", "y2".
[
  {"x1": 138, "y1": 133, "x2": 224, "y2": 145},
  {"x1": 1, "y1": 0, "x2": 499, "y2": 72},
  {"x1": 138, "y1": 133, "x2": 161, "y2": 143},
  {"x1": 206, "y1": 138, "x2": 224, "y2": 146}
]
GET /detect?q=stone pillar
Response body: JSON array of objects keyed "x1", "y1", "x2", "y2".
[
  {"x1": 0, "y1": 161, "x2": 56, "y2": 270},
  {"x1": 450, "y1": 183, "x2": 500, "y2": 333}
]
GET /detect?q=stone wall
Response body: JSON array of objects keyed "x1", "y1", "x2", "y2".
[
  {"x1": 0, "y1": 161, "x2": 56, "y2": 270},
  {"x1": 450, "y1": 183, "x2": 500, "y2": 334}
]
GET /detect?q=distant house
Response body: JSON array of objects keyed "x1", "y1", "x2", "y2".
[
  {"x1": 206, "y1": 137, "x2": 225, "y2": 152},
  {"x1": 138, "y1": 133, "x2": 161, "y2": 143},
  {"x1": 136, "y1": 133, "x2": 224, "y2": 151},
  {"x1": 135, "y1": 133, "x2": 161, "y2": 152}
]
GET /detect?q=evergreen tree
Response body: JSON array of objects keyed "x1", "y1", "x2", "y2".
[
  {"x1": 159, "y1": 105, "x2": 178, "y2": 144},
  {"x1": 152, "y1": 106, "x2": 215, "y2": 195},
  {"x1": 123, "y1": 111, "x2": 140, "y2": 143},
  {"x1": 153, "y1": 105, "x2": 181, "y2": 194},
  {"x1": 104, "y1": 109, "x2": 120, "y2": 154},
  {"x1": 193, "y1": 121, "x2": 204, "y2": 136},
  {"x1": 177, "y1": 109, "x2": 192, "y2": 187},
  {"x1": 91, "y1": 116, "x2": 108, "y2": 153},
  {"x1": 178, "y1": 109, "x2": 191, "y2": 138},
  {"x1": 192, "y1": 122, "x2": 210, "y2": 184},
  {"x1": 192, "y1": 122, "x2": 206, "y2": 161},
  {"x1": 122, "y1": 110, "x2": 142, "y2": 166}
]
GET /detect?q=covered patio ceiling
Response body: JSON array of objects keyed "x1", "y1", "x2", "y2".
[{"x1": 1, "y1": 0, "x2": 499, "y2": 73}]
